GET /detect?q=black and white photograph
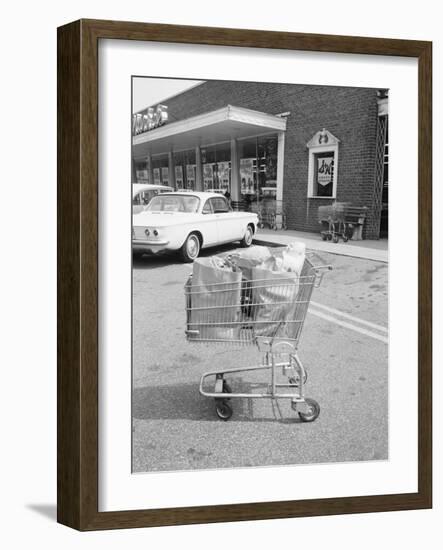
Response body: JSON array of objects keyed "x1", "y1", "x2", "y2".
[{"x1": 131, "y1": 77, "x2": 389, "y2": 473}]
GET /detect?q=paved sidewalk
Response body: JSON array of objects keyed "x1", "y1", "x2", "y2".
[{"x1": 253, "y1": 228, "x2": 388, "y2": 263}]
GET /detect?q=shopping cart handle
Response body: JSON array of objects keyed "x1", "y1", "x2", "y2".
[
  {"x1": 185, "y1": 330, "x2": 200, "y2": 336},
  {"x1": 313, "y1": 265, "x2": 333, "y2": 287}
]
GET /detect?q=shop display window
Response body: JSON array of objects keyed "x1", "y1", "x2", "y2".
[
  {"x1": 174, "y1": 149, "x2": 196, "y2": 190},
  {"x1": 238, "y1": 134, "x2": 278, "y2": 202},
  {"x1": 201, "y1": 142, "x2": 230, "y2": 193},
  {"x1": 152, "y1": 154, "x2": 169, "y2": 186},
  {"x1": 312, "y1": 152, "x2": 335, "y2": 197},
  {"x1": 307, "y1": 129, "x2": 340, "y2": 199}
]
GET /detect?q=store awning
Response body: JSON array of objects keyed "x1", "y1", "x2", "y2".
[{"x1": 132, "y1": 105, "x2": 287, "y2": 158}]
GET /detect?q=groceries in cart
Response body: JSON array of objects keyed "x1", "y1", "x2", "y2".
[
  {"x1": 318, "y1": 202, "x2": 352, "y2": 243},
  {"x1": 184, "y1": 244, "x2": 332, "y2": 422},
  {"x1": 186, "y1": 243, "x2": 306, "y2": 343}
]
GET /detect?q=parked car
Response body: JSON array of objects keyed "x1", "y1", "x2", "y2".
[
  {"x1": 132, "y1": 192, "x2": 258, "y2": 262},
  {"x1": 132, "y1": 183, "x2": 173, "y2": 213}
]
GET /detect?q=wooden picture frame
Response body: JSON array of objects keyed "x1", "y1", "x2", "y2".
[{"x1": 57, "y1": 19, "x2": 432, "y2": 530}]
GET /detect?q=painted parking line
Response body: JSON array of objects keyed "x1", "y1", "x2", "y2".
[
  {"x1": 310, "y1": 300, "x2": 388, "y2": 333},
  {"x1": 309, "y1": 308, "x2": 389, "y2": 344}
]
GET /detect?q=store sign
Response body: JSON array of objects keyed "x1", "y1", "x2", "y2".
[
  {"x1": 317, "y1": 156, "x2": 334, "y2": 186},
  {"x1": 186, "y1": 165, "x2": 196, "y2": 189},
  {"x1": 218, "y1": 162, "x2": 230, "y2": 192},
  {"x1": 203, "y1": 163, "x2": 215, "y2": 191},
  {"x1": 175, "y1": 166, "x2": 184, "y2": 189},
  {"x1": 136, "y1": 169, "x2": 149, "y2": 182},
  {"x1": 240, "y1": 158, "x2": 255, "y2": 195},
  {"x1": 161, "y1": 167, "x2": 169, "y2": 186},
  {"x1": 153, "y1": 168, "x2": 161, "y2": 185},
  {"x1": 132, "y1": 104, "x2": 168, "y2": 135}
]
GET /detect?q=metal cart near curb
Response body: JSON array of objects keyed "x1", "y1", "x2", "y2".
[
  {"x1": 318, "y1": 202, "x2": 350, "y2": 243},
  {"x1": 184, "y1": 255, "x2": 331, "y2": 421},
  {"x1": 259, "y1": 200, "x2": 287, "y2": 230}
]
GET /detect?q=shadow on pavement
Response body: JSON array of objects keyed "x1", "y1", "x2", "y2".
[
  {"x1": 132, "y1": 243, "x2": 244, "y2": 270},
  {"x1": 132, "y1": 380, "x2": 302, "y2": 423}
]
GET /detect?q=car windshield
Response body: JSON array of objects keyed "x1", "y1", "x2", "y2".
[{"x1": 146, "y1": 195, "x2": 200, "y2": 213}]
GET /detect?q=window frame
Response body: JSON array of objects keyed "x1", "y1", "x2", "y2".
[
  {"x1": 307, "y1": 142, "x2": 339, "y2": 199},
  {"x1": 210, "y1": 196, "x2": 230, "y2": 213},
  {"x1": 202, "y1": 199, "x2": 214, "y2": 214}
]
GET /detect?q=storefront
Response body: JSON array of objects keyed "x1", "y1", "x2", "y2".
[
  {"x1": 132, "y1": 81, "x2": 388, "y2": 239},
  {"x1": 133, "y1": 105, "x2": 286, "y2": 206}
]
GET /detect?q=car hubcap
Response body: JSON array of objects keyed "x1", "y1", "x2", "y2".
[
  {"x1": 187, "y1": 237, "x2": 198, "y2": 257},
  {"x1": 246, "y1": 229, "x2": 252, "y2": 244}
]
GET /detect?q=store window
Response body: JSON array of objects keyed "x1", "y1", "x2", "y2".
[
  {"x1": 201, "y1": 142, "x2": 231, "y2": 193},
  {"x1": 307, "y1": 129, "x2": 339, "y2": 199},
  {"x1": 312, "y1": 152, "x2": 335, "y2": 197},
  {"x1": 238, "y1": 134, "x2": 278, "y2": 203},
  {"x1": 173, "y1": 149, "x2": 197, "y2": 190},
  {"x1": 152, "y1": 154, "x2": 169, "y2": 186},
  {"x1": 134, "y1": 161, "x2": 149, "y2": 183}
]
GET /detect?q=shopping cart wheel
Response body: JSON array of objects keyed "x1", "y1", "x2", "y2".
[
  {"x1": 297, "y1": 398, "x2": 320, "y2": 422},
  {"x1": 326, "y1": 233, "x2": 332, "y2": 241},
  {"x1": 321, "y1": 233, "x2": 327, "y2": 241},
  {"x1": 215, "y1": 400, "x2": 233, "y2": 421},
  {"x1": 332, "y1": 234, "x2": 339, "y2": 243},
  {"x1": 342, "y1": 235, "x2": 349, "y2": 243}
]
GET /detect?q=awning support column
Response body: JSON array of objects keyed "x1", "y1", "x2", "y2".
[
  {"x1": 230, "y1": 138, "x2": 240, "y2": 201},
  {"x1": 195, "y1": 146, "x2": 203, "y2": 191},
  {"x1": 276, "y1": 132, "x2": 285, "y2": 202},
  {"x1": 168, "y1": 151, "x2": 175, "y2": 189},
  {"x1": 147, "y1": 153, "x2": 154, "y2": 186}
]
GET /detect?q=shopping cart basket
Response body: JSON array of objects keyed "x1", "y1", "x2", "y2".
[
  {"x1": 259, "y1": 200, "x2": 287, "y2": 230},
  {"x1": 184, "y1": 255, "x2": 331, "y2": 421},
  {"x1": 318, "y1": 202, "x2": 350, "y2": 243}
]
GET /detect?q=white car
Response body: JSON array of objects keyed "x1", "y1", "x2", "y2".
[
  {"x1": 132, "y1": 183, "x2": 173, "y2": 214},
  {"x1": 132, "y1": 192, "x2": 258, "y2": 262}
]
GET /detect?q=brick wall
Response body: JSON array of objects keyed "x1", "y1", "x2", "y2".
[{"x1": 137, "y1": 80, "x2": 381, "y2": 238}]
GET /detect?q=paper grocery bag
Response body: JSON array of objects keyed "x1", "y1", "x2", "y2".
[
  {"x1": 188, "y1": 257, "x2": 242, "y2": 341},
  {"x1": 250, "y1": 267, "x2": 300, "y2": 341}
]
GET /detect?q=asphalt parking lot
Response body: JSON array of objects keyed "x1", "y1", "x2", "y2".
[{"x1": 132, "y1": 243, "x2": 388, "y2": 473}]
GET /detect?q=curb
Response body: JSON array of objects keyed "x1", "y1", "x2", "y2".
[{"x1": 252, "y1": 238, "x2": 388, "y2": 263}]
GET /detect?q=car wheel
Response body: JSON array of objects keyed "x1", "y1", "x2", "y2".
[
  {"x1": 180, "y1": 233, "x2": 200, "y2": 262},
  {"x1": 240, "y1": 225, "x2": 254, "y2": 247},
  {"x1": 132, "y1": 251, "x2": 144, "y2": 260}
]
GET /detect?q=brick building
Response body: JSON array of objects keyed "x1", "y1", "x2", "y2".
[{"x1": 132, "y1": 81, "x2": 388, "y2": 239}]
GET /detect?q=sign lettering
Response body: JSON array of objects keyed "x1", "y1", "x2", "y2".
[{"x1": 132, "y1": 104, "x2": 168, "y2": 135}]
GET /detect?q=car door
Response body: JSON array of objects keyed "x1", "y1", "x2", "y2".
[
  {"x1": 210, "y1": 196, "x2": 241, "y2": 242},
  {"x1": 200, "y1": 198, "x2": 219, "y2": 246}
]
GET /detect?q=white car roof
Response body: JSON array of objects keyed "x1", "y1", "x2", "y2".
[
  {"x1": 158, "y1": 191, "x2": 227, "y2": 200},
  {"x1": 132, "y1": 183, "x2": 173, "y2": 197}
]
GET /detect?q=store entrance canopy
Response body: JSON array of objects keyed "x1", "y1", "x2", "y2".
[{"x1": 132, "y1": 105, "x2": 287, "y2": 158}]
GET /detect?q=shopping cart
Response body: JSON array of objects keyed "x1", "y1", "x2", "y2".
[
  {"x1": 184, "y1": 255, "x2": 331, "y2": 421},
  {"x1": 259, "y1": 200, "x2": 287, "y2": 230},
  {"x1": 318, "y1": 202, "x2": 350, "y2": 243}
]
